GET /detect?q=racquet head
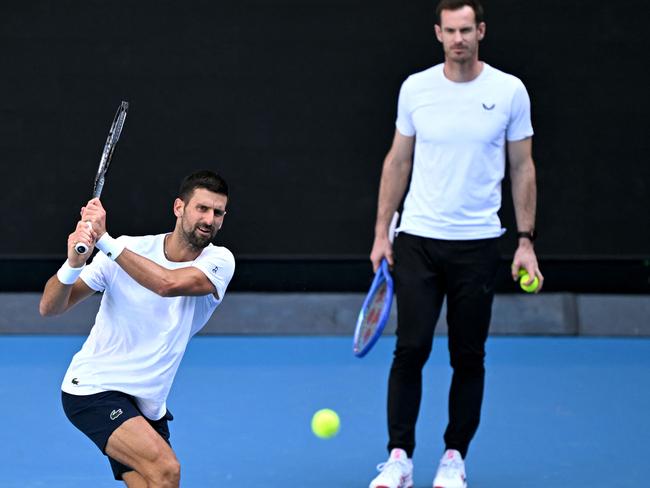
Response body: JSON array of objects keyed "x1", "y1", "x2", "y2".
[
  {"x1": 74, "y1": 101, "x2": 128, "y2": 255},
  {"x1": 92, "y1": 101, "x2": 128, "y2": 199},
  {"x1": 353, "y1": 259, "x2": 394, "y2": 358}
]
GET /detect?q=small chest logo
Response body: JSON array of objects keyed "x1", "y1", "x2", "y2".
[
  {"x1": 71, "y1": 377, "x2": 79, "y2": 385},
  {"x1": 482, "y1": 103, "x2": 495, "y2": 110},
  {"x1": 211, "y1": 265, "x2": 219, "y2": 274},
  {"x1": 110, "y1": 409, "x2": 123, "y2": 421}
]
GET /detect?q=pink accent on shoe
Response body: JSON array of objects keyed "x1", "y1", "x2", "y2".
[{"x1": 389, "y1": 448, "x2": 407, "y2": 460}]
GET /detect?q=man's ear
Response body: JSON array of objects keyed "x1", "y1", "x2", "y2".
[
  {"x1": 173, "y1": 198, "x2": 185, "y2": 218},
  {"x1": 477, "y1": 22, "x2": 486, "y2": 41},
  {"x1": 434, "y1": 24, "x2": 443, "y2": 43}
]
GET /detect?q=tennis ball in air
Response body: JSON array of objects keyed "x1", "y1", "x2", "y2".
[
  {"x1": 518, "y1": 269, "x2": 540, "y2": 293},
  {"x1": 311, "y1": 409, "x2": 340, "y2": 439}
]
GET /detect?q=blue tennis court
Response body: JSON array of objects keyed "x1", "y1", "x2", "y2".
[{"x1": 2, "y1": 335, "x2": 649, "y2": 487}]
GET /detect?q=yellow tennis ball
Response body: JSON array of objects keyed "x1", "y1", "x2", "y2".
[
  {"x1": 518, "y1": 270, "x2": 540, "y2": 293},
  {"x1": 311, "y1": 409, "x2": 340, "y2": 439}
]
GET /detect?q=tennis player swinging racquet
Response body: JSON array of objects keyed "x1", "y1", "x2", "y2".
[
  {"x1": 353, "y1": 212, "x2": 399, "y2": 357},
  {"x1": 74, "y1": 101, "x2": 129, "y2": 254}
]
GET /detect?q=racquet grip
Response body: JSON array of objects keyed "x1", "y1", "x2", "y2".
[
  {"x1": 73, "y1": 222, "x2": 93, "y2": 255},
  {"x1": 74, "y1": 243, "x2": 88, "y2": 254}
]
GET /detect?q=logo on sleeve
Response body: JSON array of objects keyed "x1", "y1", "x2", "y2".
[
  {"x1": 482, "y1": 103, "x2": 495, "y2": 110},
  {"x1": 211, "y1": 265, "x2": 219, "y2": 274},
  {"x1": 71, "y1": 377, "x2": 80, "y2": 385},
  {"x1": 110, "y1": 409, "x2": 123, "y2": 421}
]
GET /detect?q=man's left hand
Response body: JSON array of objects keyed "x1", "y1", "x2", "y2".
[{"x1": 511, "y1": 242, "x2": 544, "y2": 292}]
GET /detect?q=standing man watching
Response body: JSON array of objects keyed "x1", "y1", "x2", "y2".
[
  {"x1": 40, "y1": 170, "x2": 235, "y2": 487},
  {"x1": 368, "y1": 1, "x2": 542, "y2": 487}
]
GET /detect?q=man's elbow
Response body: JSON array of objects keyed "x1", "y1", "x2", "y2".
[
  {"x1": 510, "y1": 158, "x2": 535, "y2": 179},
  {"x1": 156, "y1": 277, "x2": 212, "y2": 298},
  {"x1": 156, "y1": 276, "x2": 181, "y2": 297},
  {"x1": 39, "y1": 300, "x2": 60, "y2": 317},
  {"x1": 156, "y1": 287, "x2": 175, "y2": 298}
]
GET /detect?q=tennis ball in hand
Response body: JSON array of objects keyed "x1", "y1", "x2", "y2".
[
  {"x1": 518, "y1": 269, "x2": 540, "y2": 293},
  {"x1": 311, "y1": 409, "x2": 340, "y2": 439}
]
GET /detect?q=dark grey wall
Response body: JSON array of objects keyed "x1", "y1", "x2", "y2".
[{"x1": 1, "y1": 1, "x2": 648, "y2": 263}]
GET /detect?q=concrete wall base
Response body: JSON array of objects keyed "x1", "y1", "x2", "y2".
[{"x1": 2, "y1": 292, "x2": 648, "y2": 336}]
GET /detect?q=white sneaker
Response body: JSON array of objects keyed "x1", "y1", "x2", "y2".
[
  {"x1": 369, "y1": 448, "x2": 414, "y2": 488},
  {"x1": 432, "y1": 449, "x2": 467, "y2": 488}
]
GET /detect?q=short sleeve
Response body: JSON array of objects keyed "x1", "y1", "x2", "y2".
[
  {"x1": 506, "y1": 80, "x2": 534, "y2": 141},
  {"x1": 191, "y1": 246, "x2": 235, "y2": 300},
  {"x1": 395, "y1": 78, "x2": 416, "y2": 137},
  {"x1": 79, "y1": 251, "x2": 112, "y2": 292}
]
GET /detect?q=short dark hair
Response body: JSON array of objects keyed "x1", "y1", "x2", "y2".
[
  {"x1": 178, "y1": 170, "x2": 229, "y2": 201},
  {"x1": 436, "y1": 0, "x2": 484, "y2": 25}
]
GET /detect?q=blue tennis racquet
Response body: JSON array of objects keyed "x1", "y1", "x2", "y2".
[
  {"x1": 353, "y1": 258, "x2": 394, "y2": 357},
  {"x1": 353, "y1": 212, "x2": 399, "y2": 357}
]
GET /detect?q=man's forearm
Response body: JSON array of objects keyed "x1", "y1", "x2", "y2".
[
  {"x1": 375, "y1": 155, "x2": 411, "y2": 237},
  {"x1": 40, "y1": 275, "x2": 74, "y2": 316},
  {"x1": 510, "y1": 158, "x2": 537, "y2": 233},
  {"x1": 113, "y1": 248, "x2": 214, "y2": 297},
  {"x1": 94, "y1": 233, "x2": 174, "y2": 296},
  {"x1": 115, "y1": 249, "x2": 175, "y2": 297}
]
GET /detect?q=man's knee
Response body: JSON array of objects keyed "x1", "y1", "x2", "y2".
[
  {"x1": 393, "y1": 343, "x2": 432, "y2": 370},
  {"x1": 159, "y1": 456, "x2": 181, "y2": 485},
  {"x1": 142, "y1": 450, "x2": 180, "y2": 487},
  {"x1": 449, "y1": 351, "x2": 485, "y2": 376}
]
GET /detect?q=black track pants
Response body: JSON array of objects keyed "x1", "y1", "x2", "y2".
[{"x1": 387, "y1": 233, "x2": 500, "y2": 459}]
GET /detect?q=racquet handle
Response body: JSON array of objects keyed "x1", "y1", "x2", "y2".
[{"x1": 73, "y1": 222, "x2": 93, "y2": 255}]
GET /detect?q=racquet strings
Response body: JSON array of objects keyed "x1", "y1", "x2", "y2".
[{"x1": 358, "y1": 279, "x2": 388, "y2": 348}]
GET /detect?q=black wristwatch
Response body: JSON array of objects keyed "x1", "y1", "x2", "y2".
[{"x1": 517, "y1": 230, "x2": 537, "y2": 242}]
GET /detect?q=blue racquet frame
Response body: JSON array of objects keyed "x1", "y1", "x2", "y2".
[{"x1": 353, "y1": 258, "x2": 394, "y2": 358}]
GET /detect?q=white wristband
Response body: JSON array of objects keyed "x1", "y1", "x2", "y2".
[
  {"x1": 56, "y1": 260, "x2": 85, "y2": 285},
  {"x1": 95, "y1": 233, "x2": 125, "y2": 261}
]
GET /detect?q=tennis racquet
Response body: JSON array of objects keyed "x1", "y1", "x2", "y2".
[
  {"x1": 353, "y1": 258, "x2": 394, "y2": 357},
  {"x1": 353, "y1": 212, "x2": 399, "y2": 358},
  {"x1": 74, "y1": 101, "x2": 129, "y2": 254}
]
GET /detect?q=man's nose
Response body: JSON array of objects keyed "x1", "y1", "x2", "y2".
[{"x1": 200, "y1": 211, "x2": 214, "y2": 224}]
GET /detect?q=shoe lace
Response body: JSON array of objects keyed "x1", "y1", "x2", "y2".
[
  {"x1": 376, "y1": 458, "x2": 409, "y2": 483},
  {"x1": 438, "y1": 457, "x2": 463, "y2": 478}
]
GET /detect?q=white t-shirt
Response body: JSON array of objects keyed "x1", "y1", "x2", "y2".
[
  {"x1": 61, "y1": 233, "x2": 235, "y2": 420},
  {"x1": 395, "y1": 63, "x2": 534, "y2": 240}
]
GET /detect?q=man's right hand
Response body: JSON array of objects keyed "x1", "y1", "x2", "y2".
[
  {"x1": 370, "y1": 235, "x2": 393, "y2": 273},
  {"x1": 81, "y1": 198, "x2": 108, "y2": 240},
  {"x1": 68, "y1": 220, "x2": 96, "y2": 266}
]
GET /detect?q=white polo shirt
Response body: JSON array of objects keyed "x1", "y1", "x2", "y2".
[
  {"x1": 61, "y1": 233, "x2": 235, "y2": 420},
  {"x1": 396, "y1": 62, "x2": 534, "y2": 240}
]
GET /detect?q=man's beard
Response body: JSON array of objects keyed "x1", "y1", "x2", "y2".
[
  {"x1": 182, "y1": 223, "x2": 215, "y2": 250},
  {"x1": 447, "y1": 44, "x2": 475, "y2": 64}
]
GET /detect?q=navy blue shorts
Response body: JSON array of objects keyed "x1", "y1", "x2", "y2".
[{"x1": 61, "y1": 390, "x2": 173, "y2": 480}]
